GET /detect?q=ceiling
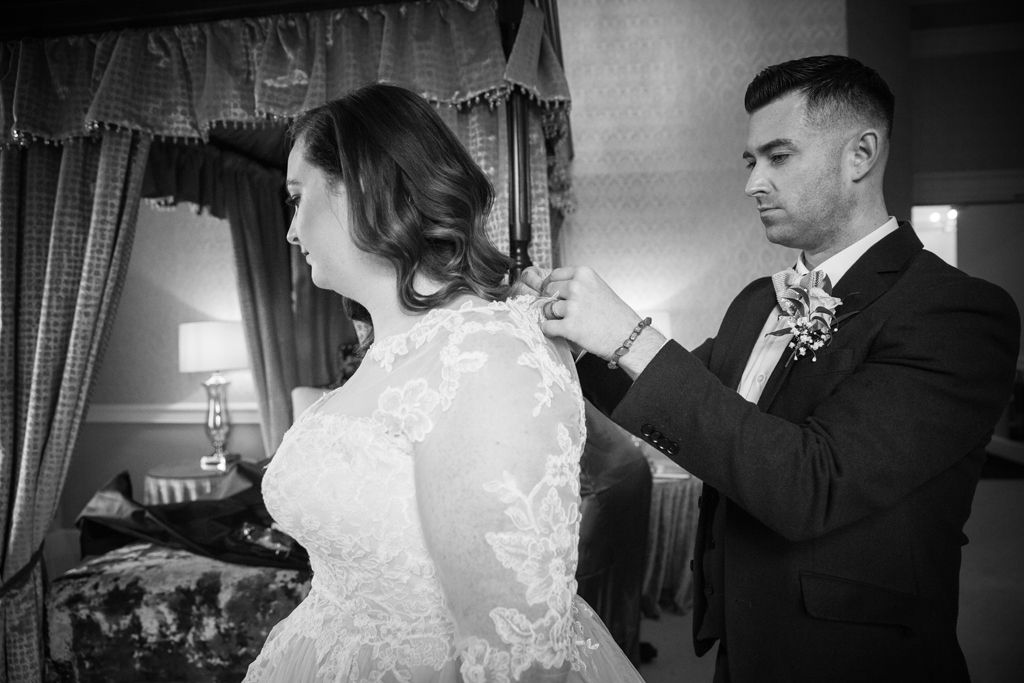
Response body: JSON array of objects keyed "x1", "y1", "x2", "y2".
[
  {"x1": 908, "y1": 0, "x2": 1024, "y2": 29},
  {"x1": 4, "y1": 0, "x2": 1020, "y2": 41},
  {"x1": 0, "y1": 0, "x2": 530, "y2": 41},
  {"x1": 0, "y1": 0, "x2": 408, "y2": 40}
]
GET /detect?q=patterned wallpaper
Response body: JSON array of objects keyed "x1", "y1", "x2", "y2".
[{"x1": 557, "y1": 0, "x2": 845, "y2": 347}]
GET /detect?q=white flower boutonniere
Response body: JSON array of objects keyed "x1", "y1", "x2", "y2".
[{"x1": 768, "y1": 282, "x2": 848, "y2": 365}]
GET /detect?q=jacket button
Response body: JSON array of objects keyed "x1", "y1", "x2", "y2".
[
  {"x1": 666, "y1": 443, "x2": 679, "y2": 456},
  {"x1": 641, "y1": 423, "x2": 654, "y2": 437},
  {"x1": 650, "y1": 430, "x2": 663, "y2": 443}
]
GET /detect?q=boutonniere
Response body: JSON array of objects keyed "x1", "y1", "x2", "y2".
[{"x1": 768, "y1": 281, "x2": 852, "y2": 365}]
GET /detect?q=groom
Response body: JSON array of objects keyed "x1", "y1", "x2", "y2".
[{"x1": 525, "y1": 55, "x2": 1020, "y2": 682}]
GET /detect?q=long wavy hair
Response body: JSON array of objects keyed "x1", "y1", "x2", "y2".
[{"x1": 288, "y1": 83, "x2": 511, "y2": 333}]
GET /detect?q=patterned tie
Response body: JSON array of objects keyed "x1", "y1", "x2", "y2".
[{"x1": 771, "y1": 268, "x2": 831, "y2": 315}]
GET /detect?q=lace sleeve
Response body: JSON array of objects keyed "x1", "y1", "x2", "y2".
[{"x1": 413, "y1": 326, "x2": 588, "y2": 682}]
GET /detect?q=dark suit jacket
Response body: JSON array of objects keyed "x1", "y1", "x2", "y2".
[{"x1": 582, "y1": 224, "x2": 1020, "y2": 682}]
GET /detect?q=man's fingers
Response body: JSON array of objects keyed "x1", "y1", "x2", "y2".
[
  {"x1": 541, "y1": 299, "x2": 563, "y2": 321},
  {"x1": 545, "y1": 266, "x2": 576, "y2": 282},
  {"x1": 538, "y1": 317, "x2": 567, "y2": 338},
  {"x1": 539, "y1": 275, "x2": 553, "y2": 297},
  {"x1": 517, "y1": 268, "x2": 546, "y2": 294}
]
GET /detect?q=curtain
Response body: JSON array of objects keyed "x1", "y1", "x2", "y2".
[
  {"x1": 1, "y1": 0, "x2": 571, "y2": 453},
  {"x1": 0, "y1": 129, "x2": 150, "y2": 683},
  {"x1": 222, "y1": 163, "x2": 307, "y2": 457},
  {"x1": 1, "y1": 2, "x2": 571, "y2": 269},
  {"x1": 291, "y1": 249, "x2": 358, "y2": 388}
]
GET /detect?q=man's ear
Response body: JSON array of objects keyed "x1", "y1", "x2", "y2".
[{"x1": 848, "y1": 128, "x2": 883, "y2": 182}]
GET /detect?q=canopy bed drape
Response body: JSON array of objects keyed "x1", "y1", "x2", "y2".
[
  {"x1": 0, "y1": 130, "x2": 150, "y2": 683},
  {"x1": 0, "y1": 1, "x2": 572, "y2": 680}
]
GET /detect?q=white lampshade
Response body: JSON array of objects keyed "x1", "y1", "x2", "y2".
[{"x1": 178, "y1": 321, "x2": 250, "y2": 373}]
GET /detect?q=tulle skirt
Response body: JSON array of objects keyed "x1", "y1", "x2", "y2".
[{"x1": 245, "y1": 595, "x2": 645, "y2": 682}]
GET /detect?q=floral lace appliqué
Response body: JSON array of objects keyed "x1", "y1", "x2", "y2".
[
  {"x1": 461, "y1": 423, "x2": 590, "y2": 681},
  {"x1": 373, "y1": 378, "x2": 441, "y2": 442}
]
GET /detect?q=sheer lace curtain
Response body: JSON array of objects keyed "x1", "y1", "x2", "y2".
[{"x1": 0, "y1": 130, "x2": 150, "y2": 683}]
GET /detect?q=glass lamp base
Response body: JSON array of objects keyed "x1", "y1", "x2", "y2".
[{"x1": 200, "y1": 451, "x2": 240, "y2": 472}]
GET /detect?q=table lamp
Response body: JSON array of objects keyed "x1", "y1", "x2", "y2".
[{"x1": 178, "y1": 321, "x2": 250, "y2": 471}]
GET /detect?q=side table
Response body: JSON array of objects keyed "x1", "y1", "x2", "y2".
[
  {"x1": 143, "y1": 460, "x2": 253, "y2": 505},
  {"x1": 639, "y1": 443, "x2": 703, "y2": 617}
]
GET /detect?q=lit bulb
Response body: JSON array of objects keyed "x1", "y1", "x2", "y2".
[
  {"x1": 929, "y1": 212, "x2": 941, "y2": 222},
  {"x1": 946, "y1": 209, "x2": 958, "y2": 220}
]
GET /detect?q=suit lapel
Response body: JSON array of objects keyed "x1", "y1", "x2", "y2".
[
  {"x1": 831, "y1": 222, "x2": 922, "y2": 309},
  {"x1": 716, "y1": 278, "x2": 777, "y2": 391},
  {"x1": 757, "y1": 222, "x2": 923, "y2": 411}
]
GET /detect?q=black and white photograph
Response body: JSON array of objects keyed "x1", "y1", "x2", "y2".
[{"x1": 1, "y1": 1, "x2": 1021, "y2": 682}]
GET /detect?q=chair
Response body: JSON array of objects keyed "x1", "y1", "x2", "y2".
[{"x1": 291, "y1": 386, "x2": 327, "y2": 420}]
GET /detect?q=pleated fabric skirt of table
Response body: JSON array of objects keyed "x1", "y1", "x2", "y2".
[{"x1": 641, "y1": 474, "x2": 702, "y2": 617}]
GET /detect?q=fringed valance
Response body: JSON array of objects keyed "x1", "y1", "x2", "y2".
[{"x1": 0, "y1": 0, "x2": 570, "y2": 147}]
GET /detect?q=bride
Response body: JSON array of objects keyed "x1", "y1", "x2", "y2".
[{"x1": 243, "y1": 83, "x2": 645, "y2": 682}]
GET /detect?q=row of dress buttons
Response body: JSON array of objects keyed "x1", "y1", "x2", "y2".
[{"x1": 640, "y1": 422, "x2": 679, "y2": 456}]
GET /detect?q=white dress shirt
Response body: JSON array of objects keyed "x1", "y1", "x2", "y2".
[{"x1": 736, "y1": 217, "x2": 899, "y2": 403}]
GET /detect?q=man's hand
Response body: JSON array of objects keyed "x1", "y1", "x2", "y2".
[
  {"x1": 508, "y1": 269, "x2": 541, "y2": 298},
  {"x1": 519, "y1": 265, "x2": 668, "y2": 378}
]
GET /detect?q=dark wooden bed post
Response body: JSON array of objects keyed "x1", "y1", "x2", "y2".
[
  {"x1": 507, "y1": 88, "x2": 533, "y2": 281},
  {"x1": 499, "y1": 0, "x2": 533, "y2": 282}
]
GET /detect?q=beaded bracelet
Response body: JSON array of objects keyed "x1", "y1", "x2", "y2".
[{"x1": 608, "y1": 317, "x2": 653, "y2": 369}]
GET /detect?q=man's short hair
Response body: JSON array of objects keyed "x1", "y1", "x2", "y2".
[{"x1": 744, "y1": 55, "x2": 895, "y2": 137}]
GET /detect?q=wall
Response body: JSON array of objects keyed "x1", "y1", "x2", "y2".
[
  {"x1": 901, "y1": 1, "x2": 1024, "y2": 359},
  {"x1": 957, "y1": 203, "x2": 1024, "y2": 359},
  {"x1": 845, "y1": 0, "x2": 913, "y2": 221},
  {"x1": 58, "y1": 202, "x2": 262, "y2": 528},
  {"x1": 912, "y1": 52, "x2": 1024, "y2": 175},
  {"x1": 557, "y1": 0, "x2": 846, "y2": 349}
]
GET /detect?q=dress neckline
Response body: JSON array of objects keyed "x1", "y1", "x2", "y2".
[
  {"x1": 366, "y1": 296, "x2": 498, "y2": 367},
  {"x1": 370, "y1": 297, "x2": 479, "y2": 343},
  {"x1": 365, "y1": 295, "x2": 543, "y2": 370}
]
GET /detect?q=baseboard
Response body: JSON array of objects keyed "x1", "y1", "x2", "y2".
[{"x1": 85, "y1": 402, "x2": 261, "y2": 424}]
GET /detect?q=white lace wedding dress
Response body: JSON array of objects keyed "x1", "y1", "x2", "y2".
[{"x1": 244, "y1": 296, "x2": 645, "y2": 683}]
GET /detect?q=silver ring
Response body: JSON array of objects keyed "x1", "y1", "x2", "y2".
[{"x1": 542, "y1": 299, "x2": 562, "y2": 320}]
